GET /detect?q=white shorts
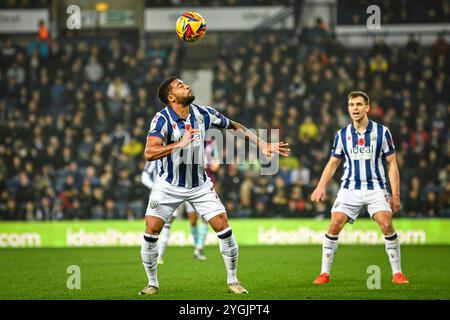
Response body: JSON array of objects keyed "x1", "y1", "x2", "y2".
[
  {"x1": 146, "y1": 177, "x2": 226, "y2": 224},
  {"x1": 331, "y1": 188, "x2": 392, "y2": 223},
  {"x1": 171, "y1": 201, "x2": 195, "y2": 219}
]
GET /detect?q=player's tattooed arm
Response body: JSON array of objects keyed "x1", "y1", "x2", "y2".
[
  {"x1": 228, "y1": 120, "x2": 290, "y2": 157},
  {"x1": 385, "y1": 153, "x2": 401, "y2": 214},
  {"x1": 145, "y1": 127, "x2": 200, "y2": 161}
]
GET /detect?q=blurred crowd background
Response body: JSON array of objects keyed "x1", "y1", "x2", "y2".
[{"x1": 0, "y1": 0, "x2": 448, "y2": 220}]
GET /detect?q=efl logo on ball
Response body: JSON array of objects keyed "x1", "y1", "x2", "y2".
[{"x1": 176, "y1": 11, "x2": 206, "y2": 43}]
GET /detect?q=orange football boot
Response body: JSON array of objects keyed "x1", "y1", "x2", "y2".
[
  {"x1": 392, "y1": 273, "x2": 409, "y2": 284},
  {"x1": 313, "y1": 273, "x2": 330, "y2": 284}
]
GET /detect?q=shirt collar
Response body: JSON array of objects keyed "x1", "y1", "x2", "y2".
[
  {"x1": 167, "y1": 105, "x2": 192, "y2": 122},
  {"x1": 351, "y1": 120, "x2": 373, "y2": 134}
]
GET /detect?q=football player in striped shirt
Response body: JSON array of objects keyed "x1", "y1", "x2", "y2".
[
  {"x1": 311, "y1": 91, "x2": 409, "y2": 285},
  {"x1": 139, "y1": 77, "x2": 290, "y2": 295}
]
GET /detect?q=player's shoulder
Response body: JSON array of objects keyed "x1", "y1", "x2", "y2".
[
  {"x1": 336, "y1": 124, "x2": 351, "y2": 135},
  {"x1": 373, "y1": 120, "x2": 392, "y2": 134},
  {"x1": 192, "y1": 103, "x2": 212, "y2": 112},
  {"x1": 152, "y1": 107, "x2": 170, "y2": 121}
]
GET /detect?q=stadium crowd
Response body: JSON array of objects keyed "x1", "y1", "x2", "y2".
[
  {"x1": 212, "y1": 24, "x2": 449, "y2": 218},
  {"x1": 0, "y1": 19, "x2": 449, "y2": 221}
]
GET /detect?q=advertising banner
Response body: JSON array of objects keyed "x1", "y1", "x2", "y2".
[
  {"x1": 0, "y1": 9, "x2": 49, "y2": 33},
  {"x1": 145, "y1": 6, "x2": 294, "y2": 32},
  {"x1": 0, "y1": 219, "x2": 448, "y2": 248}
]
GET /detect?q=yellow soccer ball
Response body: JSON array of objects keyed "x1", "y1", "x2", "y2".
[{"x1": 175, "y1": 11, "x2": 207, "y2": 43}]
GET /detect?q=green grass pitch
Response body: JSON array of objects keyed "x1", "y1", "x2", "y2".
[{"x1": 1, "y1": 245, "x2": 449, "y2": 300}]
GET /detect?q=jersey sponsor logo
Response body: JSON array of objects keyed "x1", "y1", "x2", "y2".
[{"x1": 349, "y1": 145, "x2": 374, "y2": 160}]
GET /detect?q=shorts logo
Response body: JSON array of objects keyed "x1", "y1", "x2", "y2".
[{"x1": 150, "y1": 200, "x2": 159, "y2": 209}]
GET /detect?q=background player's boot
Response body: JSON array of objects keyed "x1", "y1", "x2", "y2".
[
  {"x1": 313, "y1": 273, "x2": 330, "y2": 284},
  {"x1": 392, "y1": 273, "x2": 409, "y2": 284},
  {"x1": 157, "y1": 257, "x2": 164, "y2": 265},
  {"x1": 194, "y1": 248, "x2": 207, "y2": 261},
  {"x1": 227, "y1": 282, "x2": 248, "y2": 294},
  {"x1": 139, "y1": 285, "x2": 159, "y2": 295}
]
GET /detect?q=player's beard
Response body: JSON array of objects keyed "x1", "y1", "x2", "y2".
[{"x1": 178, "y1": 94, "x2": 195, "y2": 105}]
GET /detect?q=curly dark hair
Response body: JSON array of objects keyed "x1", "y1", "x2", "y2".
[{"x1": 157, "y1": 76, "x2": 178, "y2": 104}]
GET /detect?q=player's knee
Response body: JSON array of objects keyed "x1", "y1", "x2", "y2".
[
  {"x1": 329, "y1": 221, "x2": 344, "y2": 235},
  {"x1": 209, "y1": 213, "x2": 229, "y2": 232},
  {"x1": 145, "y1": 225, "x2": 162, "y2": 236},
  {"x1": 380, "y1": 221, "x2": 394, "y2": 234}
]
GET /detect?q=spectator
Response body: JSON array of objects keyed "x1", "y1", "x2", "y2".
[
  {"x1": 38, "y1": 20, "x2": 49, "y2": 42},
  {"x1": 84, "y1": 56, "x2": 104, "y2": 83}
]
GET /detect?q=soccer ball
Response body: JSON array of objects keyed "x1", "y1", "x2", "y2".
[{"x1": 175, "y1": 11, "x2": 206, "y2": 43}]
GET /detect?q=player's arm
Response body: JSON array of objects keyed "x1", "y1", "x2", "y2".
[
  {"x1": 144, "y1": 127, "x2": 200, "y2": 161},
  {"x1": 385, "y1": 153, "x2": 400, "y2": 214},
  {"x1": 382, "y1": 128, "x2": 400, "y2": 214},
  {"x1": 311, "y1": 156, "x2": 341, "y2": 202},
  {"x1": 228, "y1": 120, "x2": 290, "y2": 157}
]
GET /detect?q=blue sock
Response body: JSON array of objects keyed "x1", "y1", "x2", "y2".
[
  {"x1": 197, "y1": 223, "x2": 209, "y2": 249},
  {"x1": 190, "y1": 225, "x2": 198, "y2": 246}
]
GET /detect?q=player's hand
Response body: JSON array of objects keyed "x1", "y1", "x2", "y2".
[
  {"x1": 178, "y1": 127, "x2": 200, "y2": 148},
  {"x1": 260, "y1": 141, "x2": 291, "y2": 157},
  {"x1": 390, "y1": 194, "x2": 400, "y2": 215},
  {"x1": 311, "y1": 186, "x2": 326, "y2": 202}
]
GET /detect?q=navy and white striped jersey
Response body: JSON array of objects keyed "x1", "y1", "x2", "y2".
[
  {"x1": 331, "y1": 120, "x2": 395, "y2": 190},
  {"x1": 141, "y1": 161, "x2": 158, "y2": 190},
  {"x1": 147, "y1": 103, "x2": 230, "y2": 189}
]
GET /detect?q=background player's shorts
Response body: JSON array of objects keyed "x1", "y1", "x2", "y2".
[
  {"x1": 185, "y1": 201, "x2": 195, "y2": 213},
  {"x1": 331, "y1": 188, "x2": 392, "y2": 224},
  {"x1": 146, "y1": 177, "x2": 225, "y2": 224}
]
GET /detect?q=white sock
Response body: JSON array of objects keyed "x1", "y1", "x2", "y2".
[
  {"x1": 217, "y1": 227, "x2": 239, "y2": 285},
  {"x1": 158, "y1": 223, "x2": 171, "y2": 258},
  {"x1": 385, "y1": 233, "x2": 402, "y2": 275},
  {"x1": 141, "y1": 233, "x2": 159, "y2": 288},
  {"x1": 321, "y1": 233, "x2": 339, "y2": 274}
]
